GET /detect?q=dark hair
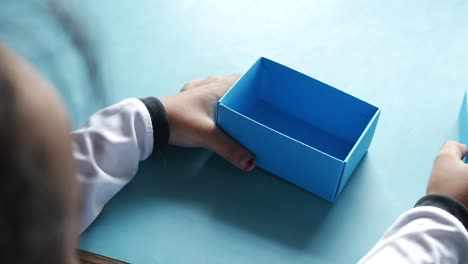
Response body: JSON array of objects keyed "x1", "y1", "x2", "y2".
[
  {"x1": 0, "y1": 61, "x2": 70, "y2": 263},
  {"x1": 0, "y1": 0, "x2": 104, "y2": 263}
]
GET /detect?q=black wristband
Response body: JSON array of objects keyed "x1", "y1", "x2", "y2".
[
  {"x1": 415, "y1": 194, "x2": 468, "y2": 230},
  {"x1": 139, "y1": 97, "x2": 170, "y2": 151}
]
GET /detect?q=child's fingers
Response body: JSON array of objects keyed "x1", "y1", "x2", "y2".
[
  {"x1": 438, "y1": 140, "x2": 467, "y2": 160},
  {"x1": 181, "y1": 73, "x2": 242, "y2": 94},
  {"x1": 180, "y1": 76, "x2": 221, "y2": 92},
  {"x1": 205, "y1": 128, "x2": 255, "y2": 172},
  {"x1": 208, "y1": 73, "x2": 242, "y2": 99}
]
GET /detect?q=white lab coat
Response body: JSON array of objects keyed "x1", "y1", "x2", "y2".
[
  {"x1": 73, "y1": 98, "x2": 154, "y2": 232},
  {"x1": 359, "y1": 206, "x2": 468, "y2": 263},
  {"x1": 74, "y1": 98, "x2": 468, "y2": 263}
]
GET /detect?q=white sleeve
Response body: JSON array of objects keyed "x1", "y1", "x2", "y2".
[
  {"x1": 73, "y1": 98, "x2": 154, "y2": 232},
  {"x1": 358, "y1": 206, "x2": 468, "y2": 264}
]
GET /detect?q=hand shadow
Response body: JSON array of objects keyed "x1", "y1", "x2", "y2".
[{"x1": 112, "y1": 146, "x2": 335, "y2": 250}]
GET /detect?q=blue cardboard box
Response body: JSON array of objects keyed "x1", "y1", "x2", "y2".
[
  {"x1": 460, "y1": 91, "x2": 468, "y2": 162},
  {"x1": 216, "y1": 58, "x2": 380, "y2": 202}
]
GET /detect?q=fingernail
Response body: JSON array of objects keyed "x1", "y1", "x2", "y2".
[{"x1": 240, "y1": 157, "x2": 255, "y2": 171}]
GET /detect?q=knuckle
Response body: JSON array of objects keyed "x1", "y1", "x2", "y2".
[
  {"x1": 435, "y1": 152, "x2": 448, "y2": 160},
  {"x1": 206, "y1": 75, "x2": 220, "y2": 81},
  {"x1": 230, "y1": 73, "x2": 242, "y2": 79},
  {"x1": 206, "y1": 125, "x2": 220, "y2": 137},
  {"x1": 434, "y1": 152, "x2": 451, "y2": 164},
  {"x1": 181, "y1": 83, "x2": 192, "y2": 92},
  {"x1": 443, "y1": 140, "x2": 458, "y2": 148}
]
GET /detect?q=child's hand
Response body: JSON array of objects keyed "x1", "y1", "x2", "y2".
[
  {"x1": 427, "y1": 141, "x2": 468, "y2": 206},
  {"x1": 160, "y1": 73, "x2": 256, "y2": 171}
]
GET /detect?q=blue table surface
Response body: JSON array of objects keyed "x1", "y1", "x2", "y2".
[{"x1": 2, "y1": 1, "x2": 468, "y2": 263}]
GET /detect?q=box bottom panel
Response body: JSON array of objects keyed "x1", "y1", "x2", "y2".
[{"x1": 246, "y1": 100, "x2": 353, "y2": 160}]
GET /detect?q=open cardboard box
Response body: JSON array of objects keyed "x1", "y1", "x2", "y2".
[
  {"x1": 216, "y1": 57, "x2": 380, "y2": 202},
  {"x1": 460, "y1": 91, "x2": 468, "y2": 162}
]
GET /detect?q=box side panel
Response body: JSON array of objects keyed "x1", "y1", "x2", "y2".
[
  {"x1": 219, "y1": 58, "x2": 263, "y2": 113},
  {"x1": 335, "y1": 110, "x2": 380, "y2": 199},
  {"x1": 460, "y1": 91, "x2": 468, "y2": 163},
  {"x1": 217, "y1": 105, "x2": 345, "y2": 202},
  {"x1": 246, "y1": 100, "x2": 353, "y2": 160},
  {"x1": 259, "y1": 58, "x2": 378, "y2": 146}
]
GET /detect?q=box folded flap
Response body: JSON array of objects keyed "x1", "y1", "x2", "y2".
[{"x1": 335, "y1": 110, "x2": 381, "y2": 200}]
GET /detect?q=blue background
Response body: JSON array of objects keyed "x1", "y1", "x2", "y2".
[{"x1": 2, "y1": 1, "x2": 468, "y2": 263}]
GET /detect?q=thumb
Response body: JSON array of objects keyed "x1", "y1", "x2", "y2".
[
  {"x1": 205, "y1": 128, "x2": 256, "y2": 171},
  {"x1": 439, "y1": 140, "x2": 467, "y2": 160}
]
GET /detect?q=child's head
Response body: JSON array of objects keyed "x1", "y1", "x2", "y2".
[
  {"x1": 0, "y1": 45, "x2": 79, "y2": 263},
  {"x1": 0, "y1": 2, "x2": 103, "y2": 262}
]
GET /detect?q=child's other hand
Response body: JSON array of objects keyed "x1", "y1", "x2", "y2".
[
  {"x1": 160, "y1": 73, "x2": 256, "y2": 171},
  {"x1": 427, "y1": 140, "x2": 468, "y2": 206}
]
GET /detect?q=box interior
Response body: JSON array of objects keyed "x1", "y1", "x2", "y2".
[{"x1": 221, "y1": 58, "x2": 378, "y2": 160}]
